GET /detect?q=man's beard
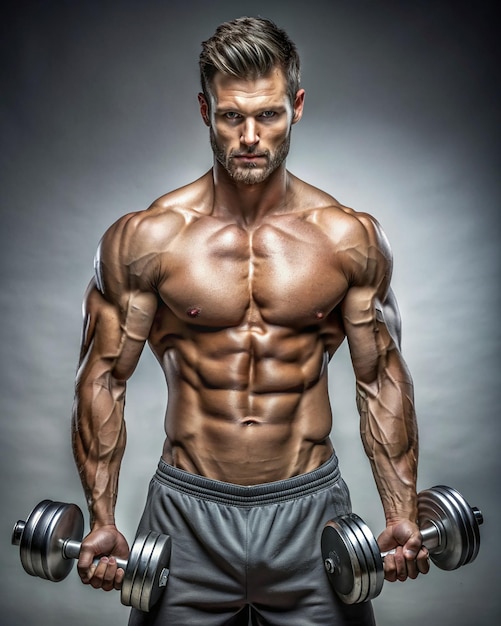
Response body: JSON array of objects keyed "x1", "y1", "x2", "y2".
[{"x1": 210, "y1": 128, "x2": 291, "y2": 185}]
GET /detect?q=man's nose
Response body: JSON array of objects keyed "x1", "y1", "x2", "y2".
[{"x1": 241, "y1": 118, "x2": 259, "y2": 147}]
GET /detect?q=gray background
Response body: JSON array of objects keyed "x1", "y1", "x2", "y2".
[{"x1": 1, "y1": 1, "x2": 499, "y2": 624}]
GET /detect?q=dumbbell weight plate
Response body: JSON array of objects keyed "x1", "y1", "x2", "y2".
[
  {"x1": 138, "y1": 532, "x2": 171, "y2": 612},
  {"x1": 349, "y1": 514, "x2": 384, "y2": 602},
  {"x1": 14, "y1": 500, "x2": 84, "y2": 582},
  {"x1": 121, "y1": 530, "x2": 171, "y2": 612},
  {"x1": 338, "y1": 517, "x2": 372, "y2": 604},
  {"x1": 321, "y1": 514, "x2": 380, "y2": 604},
  {"x1": 14, "y1": 499, "x2": 52, "y2": 579},
  {"x1": 418, "y1": 485, "x2": 481, "y2": 570},
  {"x1": 321, "y1": 517, "x2": 361, "y2": 604},
  {"x1": 338, "y1": 516, "x2": 376, "y2": 603}
]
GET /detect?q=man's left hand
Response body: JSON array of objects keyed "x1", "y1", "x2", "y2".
[{"x1": 377, "y1": 520, "x2": 430, "y2": 582}]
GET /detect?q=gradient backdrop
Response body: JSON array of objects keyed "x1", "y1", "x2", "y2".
[{"x1": 1, "y1": 1, "x2": 499, "y2": 624}]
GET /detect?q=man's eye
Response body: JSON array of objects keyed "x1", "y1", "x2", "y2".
[
  {"x1": 260, "y1": 111, "x2": 276, "y2": 118},
  {"x1": 225, "y1": 112, "x2": 241, "y2": 120}
]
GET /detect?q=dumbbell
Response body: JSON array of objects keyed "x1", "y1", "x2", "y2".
[
  {"x1": 11, "y1": 499, "x2": 171, "y2": 612},
  {"x1": 321, "y1": 485, "x2": 483, "y2": 604}
]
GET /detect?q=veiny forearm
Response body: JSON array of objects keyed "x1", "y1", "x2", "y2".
[
  {"x1": 72, "y1": 367, "x2": 127, "y2": 528},
  {"x1": 357, "y1": 354, "x2": 418, "y2": 523}
]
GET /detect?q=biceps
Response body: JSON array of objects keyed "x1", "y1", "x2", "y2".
[{"x1": 342, "y1": 286, "x2": 403, "y2": 388}]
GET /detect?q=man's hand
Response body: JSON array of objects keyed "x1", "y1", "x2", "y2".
[
  {"x1": 377, "y1": 519, "x2": 430, "y2": 582},
  {"x1": 77, "y1": 525, "x2": 130, "y2": 591}
]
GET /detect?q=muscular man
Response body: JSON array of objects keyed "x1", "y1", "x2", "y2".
[{"x1": 72, "y1": 17, "x2": 429, "y2": 625}]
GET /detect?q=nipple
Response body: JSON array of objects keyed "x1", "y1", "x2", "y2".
[
  {"x1": 186, "y1": 306, "x2": 201, "y2": 318},
  {"x1": 315, "y1": 311, "x2": 325, "y2": 321}
]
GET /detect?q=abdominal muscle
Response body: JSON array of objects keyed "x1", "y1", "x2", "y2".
[{"x1": 158, "y1": 325, "x2": 335, "y2": 485}]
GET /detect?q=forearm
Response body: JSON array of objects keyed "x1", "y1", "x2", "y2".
[
  {"x1": 72, "y1": 374, "x2": 127, "y2": 528},
  {"x1": 357, "y1": 372, "x2": 419, "y2": 524}
]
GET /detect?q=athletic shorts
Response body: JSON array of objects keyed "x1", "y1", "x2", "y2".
[{"x1": 128, "y1": 454, "x2": 375, "y2": 625}]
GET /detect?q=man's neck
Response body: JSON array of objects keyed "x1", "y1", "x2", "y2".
[{"x1": 211, "y1": 162, "x2": 291, "y2": 227}]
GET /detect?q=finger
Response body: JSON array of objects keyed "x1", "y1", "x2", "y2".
[
  {"x1": 77, "y1": 552, "x2": 98, "y2": 584},
  {"x1": 403, "y1": 553, "x2": 420, "y2": 580},
  {"x1": 114, "y1": 565, "x2": 125, "y2": 591},
  {"x1": 76, "y1": 544, "x2": 99, "y2": 581},
  {"x1": 416, "y1": 547, "x2": 431, "y2": 575},
  {"x1": 392, "y1": 547, "x2": 409, "y2": 582},
  {"x1": 382, "y1": 552, "x2": 398, "y2": 583},
  {"x1": 100, "y1": 557, "x2": 116, "y2": 592},
  {"x1": 402, "y1": 532, "x2": 422, "y2": 561},
  {"x1": 89, "y1": 557, "x2": 112, "y2": 589},
  {"x1": 79, "y1": 562, "x2": 97, "y2": 585}
]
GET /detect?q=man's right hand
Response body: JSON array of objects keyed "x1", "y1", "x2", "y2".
[{"x1": 77, "y1": 525, "x2": 130, "y2": 592}]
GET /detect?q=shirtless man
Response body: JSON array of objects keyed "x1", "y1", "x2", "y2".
[{"x1": 72, "y1": 17, "x2": 429, "y2": 625}]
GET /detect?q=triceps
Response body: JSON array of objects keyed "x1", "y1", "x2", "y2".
[
  {"x1": 375, "y1": 287, "x2": 402, "y2": 351},
  {"x1": 72, "y1": 286, "x2": 130, "y2": 524}
]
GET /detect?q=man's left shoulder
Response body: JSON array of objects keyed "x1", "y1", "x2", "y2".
[
  {"x1": 310, "y1": 204, "x2": 392, "y2": 268},
  {"x1": 307, "y1": 198, "x2": 380, "y2": 241},
  {"x1": 290, "y1": 174, "x2": 389, "y2": 243}
]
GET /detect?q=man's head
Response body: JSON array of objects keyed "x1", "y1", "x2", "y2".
[
  {"x1": 198, "y1": 17, "x2": 304, "y2": 185},
  {"x1": 199, "y1": 17, "x2": 301, "y2": 109}
]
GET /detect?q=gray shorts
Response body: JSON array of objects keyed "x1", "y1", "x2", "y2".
[{"x1": 128, "y1": 454, "x2": 375, "y2": 626}]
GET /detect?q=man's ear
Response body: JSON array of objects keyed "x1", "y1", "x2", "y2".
[
  {"x1": 198, "y1": 93, "x2": 211, "y2": 126},
  {"x1": 292, "y1": 88, "x2": 305, "y2": 124}
]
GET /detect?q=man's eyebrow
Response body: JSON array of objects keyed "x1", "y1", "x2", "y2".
[{"x1": 215, "y1": 103, "x2": 288, "y2": 114}]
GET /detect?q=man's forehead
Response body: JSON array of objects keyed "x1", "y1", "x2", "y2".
[{"x1": 210, "y1": 68, "x2": 288, "y2": 104}]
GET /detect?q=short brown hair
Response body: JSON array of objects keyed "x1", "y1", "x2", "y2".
[{"x1": 199, "y1": 17, "x2": 301, "y2": 106}]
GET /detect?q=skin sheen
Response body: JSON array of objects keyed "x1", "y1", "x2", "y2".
[{"x1": 72, "y1": 66, "x2": 429, "y2": 595}]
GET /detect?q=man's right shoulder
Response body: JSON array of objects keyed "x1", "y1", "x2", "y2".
[{"x1": 102, "y1": 173, "x2": 213, "y2": 250}]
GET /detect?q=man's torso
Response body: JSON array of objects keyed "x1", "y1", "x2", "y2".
[{"x1": 117, "y1": 172, "x2": 367, "y2": 484}]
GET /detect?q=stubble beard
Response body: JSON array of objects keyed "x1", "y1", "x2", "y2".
[{"x1": 210, "y1": 128, "x2": 291, "y2": 185}]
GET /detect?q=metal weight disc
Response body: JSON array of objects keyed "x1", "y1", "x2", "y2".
[
  {"x1": 120, "y1": 531, "x2": 147, "y2": 608},
  {"x1": 121, "y1": 531, "x2": 171, "y2": 612},
  {"x1": 338, "y1": 516, "x2": 372, "y2": 604},
  {"x1": 322, "y1": 519, "x2": 361, "y2": 603},
  {"x1": 418, "y1": 486, "x2": 481, "y2": 570},
  {"x1": 41, "y1": 502, "x2": 84, "y2": 581},
  {"x1": 321, "y1": 515, "x2": 371, "y2": 604},
  {"x1": 136, "y1": 533, "x2": 172, "y2": 612},
  {"x1": 350, "y1": 514, "x2": 385, "y2": 602},
  {"x1": 16, "y1": 500, "x2": 54, "y2": 578},
  {"x1": 15, "y1": 500, "x2": 84, "y2": 581},
  {"x1": 121, "y1": 531, "x2": 155, "y2": 608}
]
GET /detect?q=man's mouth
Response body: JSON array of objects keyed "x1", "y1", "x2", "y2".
[{"x1": 232, "y1": 153, "x2": 267, "y2": 162}]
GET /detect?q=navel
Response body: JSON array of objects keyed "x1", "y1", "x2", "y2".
[{"x1": 241, "y1": 418, "x2": 260, "y2": 427}]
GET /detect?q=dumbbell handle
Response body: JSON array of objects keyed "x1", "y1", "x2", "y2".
[
  {"x1": 63, "y1": 538, "x2": 128, "y2": 570},
  {"x1": 380, "y1": 506, "x2": 483, "y2": 558},
  {"x1": 12, "y1": 520, "x2": 129, "y2": 571}
]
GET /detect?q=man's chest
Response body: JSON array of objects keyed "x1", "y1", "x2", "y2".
[{"x1": 156, "y1": 219, "x2": 349, "y2": 327}]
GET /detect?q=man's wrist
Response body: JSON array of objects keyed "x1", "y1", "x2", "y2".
[{"x1": 87, "y1": 499, "x2": 117, "y2": 528}]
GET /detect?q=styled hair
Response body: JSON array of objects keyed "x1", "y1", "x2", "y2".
[{"x1": 199, "y1": 17, "x2": 301, "y2": 106}]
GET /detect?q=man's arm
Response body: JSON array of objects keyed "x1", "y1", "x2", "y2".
[
  {"x1": 340, "y1": 214, "x2": 429, "y2": 582},
  {"x1": 72, "y1": 215, "x2": 158, "y2": 591}
]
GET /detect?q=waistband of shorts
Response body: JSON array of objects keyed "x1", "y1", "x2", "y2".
[{"x1": 154, "y1": 453, "x2": 341, "y2": 506}]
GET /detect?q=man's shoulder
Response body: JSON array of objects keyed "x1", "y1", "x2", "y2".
[
  {"x1": 292, "y1": 178, "x2": 380, "y2": 236},
  {"x1": 102, "y1": 173, "x2": 213, "y2": 247},
  {"x1": 149, "y1": 172, "x2": 213, "y2": 216},
  {"x1": 290, "y1": 176, "x2": 392, "y2": 267}
]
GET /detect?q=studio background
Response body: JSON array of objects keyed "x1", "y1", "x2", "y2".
[{"x1": 1, "y1": 1, "x2": 499, "y2": 624}]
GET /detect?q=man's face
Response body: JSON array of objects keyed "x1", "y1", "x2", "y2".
[{"x1": 199, "y1": 68, "x2": 305, "y2": 185}]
